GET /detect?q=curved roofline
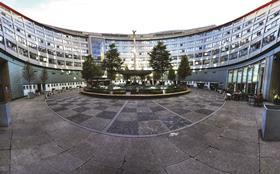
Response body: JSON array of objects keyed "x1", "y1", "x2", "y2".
[{"x1": 0, "y1": 0, "x2": 278, "y2": 39}]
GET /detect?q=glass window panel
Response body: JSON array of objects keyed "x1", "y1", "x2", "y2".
[
  {"x1": 253, "y1": 64, "x2": 259, "y2": 82},
  {"x1": 248, "y1": 68, "x2": 253, "y2": 83},
  {"x1": 228, "y1": 71, "x2": 233, "y2": 83},
  {"x1": 237, "y1": 70, "x2": 242, "y2": 83},
  {"x1": 233, "y1": 70, "x2": 238, "y2": 83},
  {"x1": 243, "y1": 67, "x2": 248, "y2": 83}
]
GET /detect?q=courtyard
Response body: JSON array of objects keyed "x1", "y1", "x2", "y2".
[{"x1": 1, "y1": 89, "x2": 280, "y2": 174}]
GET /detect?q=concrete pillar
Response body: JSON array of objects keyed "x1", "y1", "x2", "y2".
[{"x1": 0, "y1": 61, "x2": 12, "y2": 127}]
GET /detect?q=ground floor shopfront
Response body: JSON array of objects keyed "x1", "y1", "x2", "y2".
[
  {"x1": 0, "y1": 49, "x2": 85, "y2": 99},
  {"x1": 187, "y1": 44, "x2": 280, "y2": 101}
]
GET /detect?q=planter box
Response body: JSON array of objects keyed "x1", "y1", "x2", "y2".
[
  {"x1": 0, "y1": 102, "x2": 11, "y2": 127},
  {"x1": 197, "y1": 82, "x2": 205, "y2": 89},
  {"x1": 262, "y1": 104, "x2": 280, "y2": 141}
]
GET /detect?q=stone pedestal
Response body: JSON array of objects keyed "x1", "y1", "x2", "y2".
[
  {"x1": 262, "y1": 104, "x2": 280, "y2": 141},
  {"x1": 0, "y1": 103, "x2": 11, "y2": 127}
]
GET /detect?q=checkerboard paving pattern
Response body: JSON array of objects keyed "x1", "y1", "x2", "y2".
[{"x1": 47, "y1": 89, "x2": 224, "y2": 136}]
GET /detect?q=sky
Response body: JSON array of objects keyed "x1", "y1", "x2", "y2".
[{"x1": 1, "y1": 0, "x2": 270, "y2": 34}]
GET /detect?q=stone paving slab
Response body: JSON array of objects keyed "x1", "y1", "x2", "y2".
[
  {"x1": 0, "y1": 89, "x2": 280, "y2": 174},
  {"x1": 46, "y1": 89, "x2": 224, "y2": 136}
]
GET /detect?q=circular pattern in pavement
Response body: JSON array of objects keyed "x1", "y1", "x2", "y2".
[{"x1": 46, "y1": 89, "x2": 225, "y2": 137}]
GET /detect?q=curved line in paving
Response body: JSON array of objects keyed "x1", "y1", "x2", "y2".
[
  {"x1": 152, "y1": 100, "x2": 193, "y2": 124},
  {"x1": 45, "y1": 94, "x2": 226, "y2": 138},
  {"x1": 103, "y1": 100, "x2": 128, "y2": 132}
]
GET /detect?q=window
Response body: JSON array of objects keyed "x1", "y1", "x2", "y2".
[
  {"x1": 268, "y1": 10, "x2": 280, "y2": 21},
  {"x1": 66, "y1": 61, "x2": 72, "y2": 66},
  {"x1": 18, "y1": 47, "x2": 28, "y2": 57},
  {"x1": 229, "y1": 52, "x2": 238, "y2": 60},
  {"x1": 220, "y1": 55, "x2": 228, "y2": 64},
  {"x1": 256, "y1": 20, "x2": 264, "y2": 28},
  {"x1": 47, "y1": 42, "x2": 55, "y2": 47},
  {"x1": 228, "y1": 71, "x2": 233, "y2": 83},
  {"x1": 49, "y1": 58, "x2": 56, "y2": 64},
  {"x1": 29, "y1": 52, "x2": 38, "y2": 60},
  {"x1": 222, "y1": 37, "x2": 231, "y2": 44},
  {"x1": 2, "y1": 18, "x2": 13, "y2": 29},
  {"x1": 243, "y1": 67, "x2": 248, "y2": 82},
  {"x1": 38, "y1": 46, "x2": 46, "y2": 53},
  {"x1": 39, "y1": 55, "x2": 47, "y2": 62},
  {"x1": 233, "y1": 70, "x2": 238, "y2": 83},
  {"x1": 4, "y1": 27, "x2": 15, "y2": 38},
  {"x1": 255, "y1": 13, "x2": 265, "y2": 21},
  {"x1": 194, "y1": 60, "x2": 201, "y2": 65},
  {"x1": 37, "y1": 37, "x2": 44, "y2": 44},
  {"x1": 242, "y1": 27, "x2": 252, "y2": 36},
  {"x1": 233, "y1": 26, "x2": 241, "y2": 32},
  {"x1": 231, "y1": 42, "x2": 239, "y2": 50},
  {"x1": 250, "y1": 41, "x2": 261, "y2": 53},
  {"x1": 65, "y1": 53, "x2": 72, "y2": 58},
  {"x1": 56, "y1": 45, "x2": 63, "y2": 49},
  {"x1": 74, "y1": 62, "x2": 81, "y2": 67},
  {"x1": 252, "y1": 30, "x2": 262, "y2": 40},
  {"x1": 203, "y1": 59, "x2": 210, "y2": 65},
  {"x1": 212, "y1": 58, "x2": 219, "y2": 64},
  {"x1": 74, "y1": 55, "x2": 80, "y2": 60},
  {"x1": 263, "y1": 31, "x2": 277, "y2": 46},
  {"x1": 16, "y1": 27, "x2": 25, "y2": 35},
  {"x1": 56, "y1": 51, "x2": 64, "y2": 57},
  {"x1": 240, "y1": 37, "x2": 250, "y2": 46},
  {"x1": 194, "y1": 52, "x2": 202, "y2": 58},
  {"x1": 17, "y1": 35, "x2": 26, "y2": 45},
  {"x1": 57, "y1": 60, "x2": 65, "y2": 65},
  {"x1": 0, "y1": 35, "x2": 4, "y2": 45},
  {"x1": 27, "y1": 34, "x2": 36, "y2": 41},
  {"x1": 203, "y1": 51, "x2": 211, "y2": 56},
  {"x1": 253, "y1": 64, "x2": 259, "y2": 82},
  {"x1": 47, "y1": 49, "x2": 55, "y2": 56},
  {"x1": 27, "y1": 41, "x2": 37, "y2": 50},
  {"x1": 221, "y1": 46, "x2": 229, "y2": 52},
  {"x1": 212, "y1": 49, "x2": 220, "y2": 55},
  {"x1": 232, "y1": 33, "x2": 241, "y2": 40},
  {"x1": 6, "y1": 39, "x2": 17, "y2": 52},
  {"x1": 239, "y1": 47, "x2": 248, "y2": 57},
  {"x1": 244, "y1": 19, "x2": 253, "y2": 27}
]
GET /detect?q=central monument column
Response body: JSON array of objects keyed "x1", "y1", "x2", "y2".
[{"x1": 132, "y1": 30, "x2": 137, "y2": 70}]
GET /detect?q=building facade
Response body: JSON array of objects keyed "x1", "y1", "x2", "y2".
[{"x1": 0, "y1": 1, "x2": 280, "y2": 100}]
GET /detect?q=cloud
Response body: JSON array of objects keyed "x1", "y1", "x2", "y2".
[{"x1": 8, "y1": 0, "x2": 270, "y2": 34}]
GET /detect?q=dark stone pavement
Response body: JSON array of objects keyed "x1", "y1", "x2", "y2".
[
  {"x1": 46, "y1": 89, "x2": 224, "y2": 137},
  {"x1": 0, "y1": 89, "x2": 279, "y2": 174}
]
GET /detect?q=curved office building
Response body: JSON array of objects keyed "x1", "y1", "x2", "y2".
[{"x1": 0, "y1": 1, "x2": 280, "y2": 100}]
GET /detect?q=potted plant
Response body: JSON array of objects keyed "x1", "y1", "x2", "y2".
[
  {"x1": 272, "y1": 89, "x2": 280, "y2": 105},
  {"x1": 273, "y1": 94, "x2": 280, "y2": 105}
]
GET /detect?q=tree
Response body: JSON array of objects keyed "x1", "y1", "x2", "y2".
[
  {"x1": 149, "y1": 42, "x2": 172, "y2": 83},
  {"x1": 168, "y1": 67, "x2": 176, "y2": 84},
  {"x1": 177, "y1": 55, "x2": 191, "y2": 82},
  {"x1": 102, "y1": 43, "x2": 123, "y2": 84},
  {"x1": 122, "y1": 65, "x2": 130, "y2": 81},
  {"x1": 22, "y1": 62, "x2": 36, "y2": 95},
  {"x1": 82, "y1": 56, "x2": 103, "y2": 86},
  {"x1": 40, "y1": 68, "x2": 48, "y2": 91},
  {"x1": 152, "y1": 71, "x2": 161, "y2": 85}
]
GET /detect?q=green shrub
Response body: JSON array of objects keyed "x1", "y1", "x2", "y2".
[
  {"x1": 166, "y1": 87, "x2": 186, "y2": 93},
  {"x1": 113, "y1": 90, "x2": 126, "y2": 94}
]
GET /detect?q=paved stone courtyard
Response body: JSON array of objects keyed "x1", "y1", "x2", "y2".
[
  {"x1": 1, "y1": 89, "x2": 280, "y2": 174},
  {"x1": 46, "y1": 90, "x2": 224, "y2": 136}
]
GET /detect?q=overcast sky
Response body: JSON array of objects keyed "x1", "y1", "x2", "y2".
[{"x1": 1, "y1": 0, "x2": 270, "y2": 34}]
